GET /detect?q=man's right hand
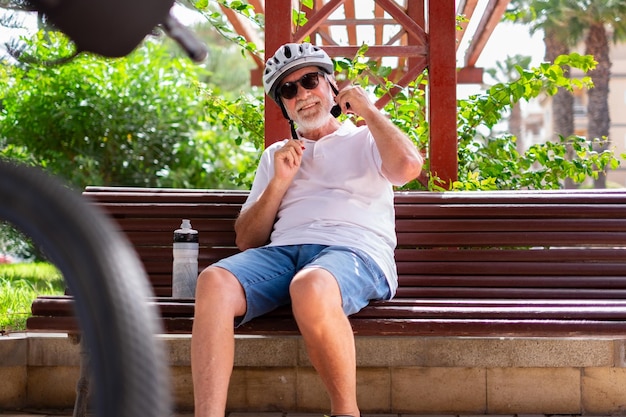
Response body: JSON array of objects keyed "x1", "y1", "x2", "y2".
[{"x1": 274, "y1": 139, "x2": 304, "y2": 183}]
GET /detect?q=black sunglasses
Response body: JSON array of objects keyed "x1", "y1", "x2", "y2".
[{"x1": 278, "y1": 72, "x2": 325, "y2": 100}]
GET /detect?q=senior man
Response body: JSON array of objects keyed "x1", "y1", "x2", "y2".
[{"x1": 191, "y1": 42, "x2": 423, "y2": 417}]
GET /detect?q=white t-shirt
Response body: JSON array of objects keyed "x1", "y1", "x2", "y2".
[{"x1": 243, "y1": 121, "x2": 399, "y2": 295}]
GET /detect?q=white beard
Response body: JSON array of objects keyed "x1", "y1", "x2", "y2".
[
  {"x1": 295, "y1": 107, "x2": 333, "y2": 131},
  {"x1": 287, "y1": 90, "x2": 335, "y2": 132}
]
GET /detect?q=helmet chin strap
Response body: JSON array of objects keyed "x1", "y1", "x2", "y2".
[
  {"x1": 277, "y1": 100, "x2": 300, "y2": 140},
  {"x1": 329, "y1": 83, "x2": 342, "y2": 118},
  {"x1": 289, "y1": 120, "x2": 299, "y2": 140}
]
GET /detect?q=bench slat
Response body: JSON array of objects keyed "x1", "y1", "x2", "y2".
[
  {"x1": 396, "y1": 218, "x2": 626, "y2": 232},
  {"x1": 395, "y1": 287, "x2": 626, "y2": 299},
  {"x1": 28, "y1": 296, "x2": 626, "y2": 337},
  {"x1": 27, "y1": 188, "x2": 626, "y2": 338}
]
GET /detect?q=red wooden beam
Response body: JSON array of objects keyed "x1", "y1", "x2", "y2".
[
  {"x1": 344, "y1": 0, "x2": 357, "y2": 46},
  {"x1": 464, "y1": 0, "x2": 511, "y2": 67},
  {"x1": 457, "y1": 66, "x2": 484, "y2": 84},
  {"x1": 264, "y1": 0, "x2": 293, "y2": 146},
  {"x1": 376, "y1": 0, "x2": 427, "y2": 46},
  {"x1": 428, "y1": 0, "x2": 458, "y2": 188},
  {"x1": 375, "y1": 56, "x2": 428, "y2": 109},
  {"x1": 293, "y1": 0, "x2": 346, "y2": 42},
  {"x1": 456, "y1": 0, "x2": 480, "y2": 50},
  {"x1": 374, "y1": 1, "x2": 385, "y2": 46},
  {"x1": 454, "y1": 0, "x2": 486, "y2": 85},
  {"x1": 248, "y1": 0, "x2": 264, "y2": 14},
  {"x1": 219, "y1": 5, "x2": 264, "y2": 69},
  {"x1": 306, "y1": 0, "x2": 336, "y2": 46},
  {"x1": 322, "y1": 45, "x2": 427, "y2": 58}
]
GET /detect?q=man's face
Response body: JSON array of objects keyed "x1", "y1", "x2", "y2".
[{"x1": 278, "y1": 66, "x2": 335, "y2": 131}]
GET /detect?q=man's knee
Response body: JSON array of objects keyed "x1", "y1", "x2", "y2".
[
  {"x1": 289, "y1": 268, "x2": 341, "y2": 305},
  {"x1": 196, "y1": 266, "x2": 246, "y2": 315}
]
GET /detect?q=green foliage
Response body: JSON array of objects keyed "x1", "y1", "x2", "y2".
[
  {"x1": 191, "y1": 0, "x2": 263, "y2": 58},
  {"x1": 485, "y1": 54, "x2": 533, "y2": 84},
  {"x1": 459, "y1": 54, "x2": 595, "y2": 135},
  {"x1": 331, "y1": 46, "x2": 620, "y2": 190},
  {"x1": 0, "y1": 30, "x2": 265, "y2": 190},
  {"x1": 454, "y1": 53, "x2": 618, "y2": 190},
  {"x1": 1, "y1": 1, "x2": 622, "y2": 194},
  {"x1": 454, "y1": 134, "x2": 618, "y2": 190},
  {"x1": 192, "y1": 86, "x2": 264, "y2": 188},
  {"x1": 291, "y1": 0, "x2": 313, "y2": 41},
  {"x1": 0, "y1": 32, "x2": 205, "y2": 188},
  {"x1": 0, "y1": 262, "x2": 64, "y2": 332},
  {"x1": 0, "y1": 28, "x2": 265, "y2": 258},
  {"x1": 0, "y1": 222, "x2": 42, "y2": 261}
]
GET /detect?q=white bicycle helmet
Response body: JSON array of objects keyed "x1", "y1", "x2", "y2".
[{"x1": 263, "y1": 42, "x2": 334, "y2": 102}]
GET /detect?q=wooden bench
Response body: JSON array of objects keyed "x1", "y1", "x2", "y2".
[{"x1": 27, "y1": 186, "x2": 626, "y2": 337}]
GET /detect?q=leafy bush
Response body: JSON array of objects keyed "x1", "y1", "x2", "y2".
[
  {"x1": 0, "y1": 31, "x2": 234, "y2": 189},
  {"x1": 0, "y1": 29, "x2": 265, "y2": 259},
  {"x1": 337, "y1": 47, "x2": 620, "y2": 190},
  {"x1": 0, "y1": 221, "x2": 43, "y2": 262},
  {"x1": 196, "y1": 86, "x2": 264, "y2": 188},
  {"x1": 1, "y1": 25, "x2": 622, "y2": 194}
]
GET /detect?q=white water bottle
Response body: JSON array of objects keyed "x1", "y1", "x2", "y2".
[{"x1": 172, "y1": 219, "x2": 199, "y2": 298}]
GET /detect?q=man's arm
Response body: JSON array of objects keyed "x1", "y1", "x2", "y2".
[
  {"x1": 335, "y1": 86, "x2": 423, "y2": 185},
  {"x1": 234, "y1": 139, "x2": 303, "y2": 250},
  {"x1": 234, "y1": 180, "x2": 287, "y2": 250}
]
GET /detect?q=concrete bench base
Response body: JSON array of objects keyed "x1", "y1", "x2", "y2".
[{"x1": 2, "y1": 333, "x2": 626, "y2": 415}]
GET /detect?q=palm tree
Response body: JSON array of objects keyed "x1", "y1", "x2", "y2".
[
  {"x1": 535, "y1": 1, "x2": 580, "y2": 188},
  {"x1": 509, "y1": 0, "x2": 575, "y2": 141},
  {"x1": 540, "y1": 4, "x2": 575, "y2": 143},
  {"x1": 508, "y1": 0, "x2": 581, "y2": 187},
  {"x1": 561, "y1": 0, "x2": 626, "y2": 188}
]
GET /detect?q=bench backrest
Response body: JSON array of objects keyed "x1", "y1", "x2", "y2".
[{"x1": 83, "y1": 187, "x2": 626, "y2": 300}]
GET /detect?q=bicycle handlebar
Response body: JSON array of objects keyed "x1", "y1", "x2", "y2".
[
  {"x1": 28, "y1": 0, "x2": 208, "y2": 62},
  {"x1": 162, "y1": 13, "x2": 208, "y2": 62}
]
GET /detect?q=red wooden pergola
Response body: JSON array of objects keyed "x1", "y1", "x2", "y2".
[{"x1": 222, "y1": 0, "x2": 511, "y2": 188}]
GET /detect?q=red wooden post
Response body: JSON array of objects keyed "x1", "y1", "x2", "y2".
[
  {"x1": 264, "y1": 0, "x2": 293, "y2": 147},
  {"x1": 427, "y1": 0, "x2": 458, "y2": 188},
  {"x1": 407, "y1": 0, "x2": 425, "y2": 65}
]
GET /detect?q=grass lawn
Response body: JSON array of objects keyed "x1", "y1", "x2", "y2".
[{"x1": 0, "y1": 262, "x2": 64, "y2": 333}]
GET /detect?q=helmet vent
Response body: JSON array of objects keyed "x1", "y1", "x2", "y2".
[{"x1": 262, "y1": 42, "x2": 334, "y2": 101}]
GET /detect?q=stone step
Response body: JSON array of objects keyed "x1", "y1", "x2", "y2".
[{"x1": 1, "y1": 333, "x2": 626, "y2": 415}]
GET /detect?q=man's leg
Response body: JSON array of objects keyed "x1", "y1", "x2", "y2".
[
  {"x1": 191, "y1": 266, "x2": 247, "y2": 417},
  {"x1": 289, "y1": 267, "x2": 359, "y2": 417}
]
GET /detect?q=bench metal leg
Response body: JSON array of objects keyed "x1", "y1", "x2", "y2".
[{"x1": 70, "y1": 334, "x2": 90, "y2": 417}]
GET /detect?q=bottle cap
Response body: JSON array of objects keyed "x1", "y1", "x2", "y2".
[{"x1": 174, "y1": 219, "x2": 198, "y2": 243}]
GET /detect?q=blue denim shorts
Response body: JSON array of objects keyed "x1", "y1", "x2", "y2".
[{"x1": 213, "y1": 244, "x2": 391, "y2": 326}]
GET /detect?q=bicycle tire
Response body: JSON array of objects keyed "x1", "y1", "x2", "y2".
[{"x1": 0, "y1": 159, "x2": 171, "y2": 417}]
